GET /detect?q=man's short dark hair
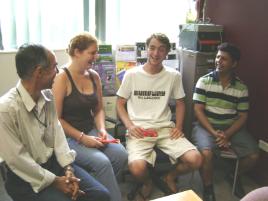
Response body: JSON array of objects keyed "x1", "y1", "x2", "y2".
[
  {"x1": 15, "y1": 44, "x2": 50, "y2": 79},
  {"x1": 146, "y1": 33, "x2": 171, "y2": 52},
  {"x1": 217, "y1": 42, "x2": 241, "y2": 61}
]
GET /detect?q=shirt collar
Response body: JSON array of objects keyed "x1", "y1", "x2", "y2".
[
  {"x1": 210, "y1": 70, "x2": 237, "y2": 86},
  {"x1": 16, "y1": 81, "x2": 52, "y2": 112}
]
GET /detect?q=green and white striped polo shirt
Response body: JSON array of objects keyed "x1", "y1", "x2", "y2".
[{"x1": 193, "y1": 71, "x2": 249, "y2": 127}]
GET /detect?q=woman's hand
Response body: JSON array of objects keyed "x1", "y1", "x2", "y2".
[
  {"x1": 98, "y1": 129, "x2": 108, "y2": 140},
  {"x1": 81, "y1": 135, "x2": 104, "y2": 148}
]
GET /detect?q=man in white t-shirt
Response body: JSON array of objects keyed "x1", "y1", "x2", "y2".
[{"x1": 116, "y1": 33, "x2": 202, "y2": 199}]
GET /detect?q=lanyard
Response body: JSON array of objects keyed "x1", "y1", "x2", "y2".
[{"x1": 16, "y1": 88, "x2": 47, "y2": 128}]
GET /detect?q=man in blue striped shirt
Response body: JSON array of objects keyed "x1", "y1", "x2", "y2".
[{"x1": 192, "y1": 43, "x2": 259, "y2": 201}]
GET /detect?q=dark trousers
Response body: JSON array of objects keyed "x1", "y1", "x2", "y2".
[{"x1": 5, "y1": 154, "x2": 110, "y2": 201}]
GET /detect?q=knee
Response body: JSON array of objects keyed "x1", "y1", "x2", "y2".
[
  {"x1": 182, "y1": 150, "x2": 202, "y2": 170},
  {"x1": 189, "y1": 151, "x2": 203, "y2": 169},
  {"x1": 129, "y1": 160, "x2": 147, "y2": 178},
  {"x1": 201, "y1": 149, "x2": 213, "y2": 162},
  {"x1": 95, "y1": 157, "x2": 113, "y2": 171}
]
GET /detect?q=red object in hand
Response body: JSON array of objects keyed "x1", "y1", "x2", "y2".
[
  {"x1": 141, "y1": 129, "x2": 158, "y2": 137},
  {"x1": 98, "y1": 139, "x2": 120, "y2": 144}
]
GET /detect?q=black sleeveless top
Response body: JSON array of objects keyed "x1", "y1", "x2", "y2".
[{"x1": 62, "y1": 68, "x2": 98, "y2": 133}]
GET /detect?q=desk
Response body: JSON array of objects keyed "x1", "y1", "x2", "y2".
[{"x1": 151, "y1": 190, "x2": 202, "y2": 201}]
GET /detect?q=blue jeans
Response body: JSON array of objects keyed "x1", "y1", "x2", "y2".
[
  {"x1": 68, "y1": 129, "x2": 128, "y2": 201},
  {"x1": 5, "y1": 154, "x2": 110, "y2": 201}
]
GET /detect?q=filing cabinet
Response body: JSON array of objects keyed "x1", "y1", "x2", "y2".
[{"x1": 180, "y1": 49, "x2": 216, "y2": 137}]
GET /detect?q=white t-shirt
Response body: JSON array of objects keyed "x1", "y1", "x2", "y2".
[{"x1": 117, "y1": 65, "x2": 185, "y2": 128}]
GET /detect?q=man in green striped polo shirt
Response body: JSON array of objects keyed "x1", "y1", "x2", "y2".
[{"x1": 192, "y1": 43, "x2": 259, "y2": 201}]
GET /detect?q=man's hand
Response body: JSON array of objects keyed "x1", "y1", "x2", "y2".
[
  {"x1": 170, "y1": 128, "x2": 184, "y2": 140},
  {"x1": 64, "y1": 167, "x2": 80, "y2": 200},
  {"x1": 65, "y1": 175, "x2": 84, "y2": 200},
  {"x1": 127, "y1": 125, "x2": 144, "y2": 138},
  {"x1": 215, "y1": 130, "x2": 230, "y2": 148},
  {"x1": 53, "y1": 176, "x2": 84, "y2": 200}
]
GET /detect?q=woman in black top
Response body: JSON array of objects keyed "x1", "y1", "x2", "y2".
[{"x1": 53, "y1": 32, "x2": 127, "y2": 201}]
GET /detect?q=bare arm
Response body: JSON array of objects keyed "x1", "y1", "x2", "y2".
[
  {"x1": 215, "y1": 113, "x2": 247, "y2": 148},
  {"x1": 91, "y1": 71, "x2": 107, "y2": 137},
  {"x1": 224, "y1": 112, "x2": 248, "y2": 139},
  {"x1": 175, "y1": 98, "x2": 185, "y2": 130},
  {"x1": 170, "y1": 98, "x2": 185, "y2": 139},
  {"x1": 194, "y1": 103, "x2": 218, "y2": 137},
  {"x1": 214, "y1": 112, "x2": 247, "y2": 148},
  {"x1": 116, "y1": 96, "x2": 143, "y2": 138},
  {"x1": 52, "y1": 71, "x2": 103, "y2": 148}
]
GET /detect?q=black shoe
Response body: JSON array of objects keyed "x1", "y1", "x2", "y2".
[
  {"x1": 203, "y1": 185, "x2": 216, "y2": 201},
  {"x1": 203, "y1": 191, "x2": 216, "y2": 201},
  {"x1": 226, "y1": 174, "x2": 246, "y2": 198}
]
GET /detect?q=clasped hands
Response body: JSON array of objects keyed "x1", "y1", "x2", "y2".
[
  {"x1": 53, "y1": 166, "x2": 85, "y2": 200},
  {"x1": 214, "y1": 130, "x2": 231, "y2": 148}
]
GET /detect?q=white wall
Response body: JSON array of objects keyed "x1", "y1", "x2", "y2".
[{"x1": 0, "y1": 49, "x2": 69, "y2": 96}]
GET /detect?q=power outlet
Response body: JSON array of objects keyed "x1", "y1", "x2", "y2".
[{"x1": 259, "y1": 140, "x2": 268, "y2": 153}]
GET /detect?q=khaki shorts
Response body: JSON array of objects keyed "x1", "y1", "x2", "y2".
[{"x1": 126, "y1": 127, "x2": 196, "y2": 166}]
